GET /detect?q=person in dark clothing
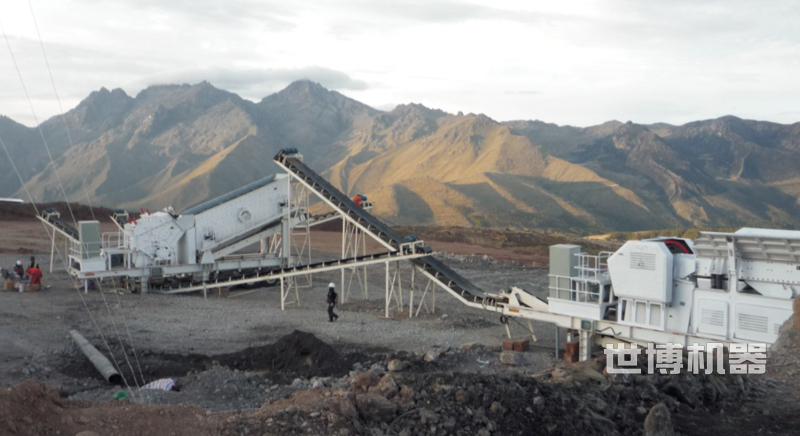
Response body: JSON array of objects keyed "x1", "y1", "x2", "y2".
[
  {"x1": 327, "y1": 282, "x2": 339, "y2": 322},
  {"x1": 28, "y1": 256, "x2": 36, "y2": 271}
]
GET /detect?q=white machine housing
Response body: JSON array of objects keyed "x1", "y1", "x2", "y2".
[
  {"x1": 119, "y1": 174, "x2": 289, "y2": 268},
  {"x1": 547, "y1": 230, "x2": 797, "y2": 345}
]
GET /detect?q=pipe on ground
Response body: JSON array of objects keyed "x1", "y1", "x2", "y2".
[{"x1": 69, "y1": 329, "x2": 122, "y2": 384}]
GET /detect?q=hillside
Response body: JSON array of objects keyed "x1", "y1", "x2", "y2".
[{"x1": 3, "y1": 81, "x2": 800, "y2": 234}]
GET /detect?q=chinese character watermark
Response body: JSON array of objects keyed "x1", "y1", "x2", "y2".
[{"x1": 604, "y1": 342, "x2": 767, "y2": 375}]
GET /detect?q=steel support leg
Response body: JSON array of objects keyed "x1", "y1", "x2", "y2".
[
  {"x1": 362, "y1": 235, "x2": 368, "y2": 300},
  {"x1": 555, "y1": 327, "x2": 560, "y2": 360},
  {"x1": 280, "y1": 277, "x2": 285, "y2": 311},
  {"x1": 432, "y1": 279, "x2": 436, "y2": 313},
  {"x1": 385, "y1": 261, "x2": 390, "y2": 318},
  {"x1": 341, "y1": 218, "x2": 346, "y2": 302},
  {"x1": 49, "y1": 233, "x2": 56, "y2": 273},
  {"x1": 396, "y1": 261, "x2": 403, "y2": 310},
  {"x1": 409, "y1": 267, "x2": 415, "y2": 318},
  {"x1": 579, "y1": 329, "x2": 592, "y2": 361}
]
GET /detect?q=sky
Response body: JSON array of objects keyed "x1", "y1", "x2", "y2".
[{"x1": 1, "y1": 0, "x2": 800, "y2": 127}]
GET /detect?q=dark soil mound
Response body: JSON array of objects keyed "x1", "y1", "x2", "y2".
[
  {"x1": 215, "y1": 330, "x2": 350, "y2": 381},
  {"x1": 58, "y1": 331, "x2": 349, "y2": 385}
]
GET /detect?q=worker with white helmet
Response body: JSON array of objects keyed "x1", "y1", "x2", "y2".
[
  {"x1": 327, "y1": 282, "x2": 339, "y2": 322},
  {"x1": 13, "y1": 260, "x2": 26, "y2": 280}
]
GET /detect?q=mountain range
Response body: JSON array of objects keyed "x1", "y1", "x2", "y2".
[{"x1": 3, "y1": 80, "x2": 800, "y2": 234}]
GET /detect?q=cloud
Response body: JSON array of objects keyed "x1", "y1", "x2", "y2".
[
  {"x1": 109, "y1": 0, "x2": 296, "y2": 31},
  {"x1": 129, "y1": 66, "x2": 369, "y2": 100},
  {"x1": 505, "y1": 90, "x2": 543, "y2": 96},
  {"x1": 324, "y1": 0, "x2": 578, "y2": 37}
]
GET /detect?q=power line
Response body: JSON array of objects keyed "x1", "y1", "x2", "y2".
[
  {"x1": 2, "y1": 16, "x2": 144, "y2": 392},
  {"x1": 0, "y1": 131, "x2": 139, "y2": 397},
  {"x1": 0, "y1": 19, "x2": 77, "y2": 228},
  {"x1": 27, "y1": 0, "x2": 96, "y2": 220}
]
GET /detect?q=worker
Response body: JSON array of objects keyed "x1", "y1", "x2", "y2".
[
  {"x1": 2, "y1": 269, "x2": 12, "y2": 291},
  {"x1": 352, "y1": 195, "x2": 363, "y2": 207},
  {"x1": 327, "y1": 282, "x2": 339, "y2": 322},
  {"x1": 28, "y1": 256, "x2": 36, "y2": 271},
  {"x1": 13, "y1": 260, "x2": 25, "y2": 280},
  {"x1": 26, "y1": 264, "x2": 42, "y2": 291}
]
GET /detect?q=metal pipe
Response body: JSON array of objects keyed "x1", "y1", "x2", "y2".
[{"x1": 69, "y1": 329, "x2": 121, "y2": 384}]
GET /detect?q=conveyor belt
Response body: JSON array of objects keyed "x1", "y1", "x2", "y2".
[
  {"x1": 42, "y1": 209, "x2": 78, "y2": 239},
  {"x1": 276, "y1": 152, "x2": 406, "y2": 246},
  {"x1": 274, "y1": 150, "x2": 493, "y2": 306}
]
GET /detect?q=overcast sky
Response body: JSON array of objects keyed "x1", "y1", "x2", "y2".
[{"x1": 1, "y1": 0, "x2": 799, "y2": 127}]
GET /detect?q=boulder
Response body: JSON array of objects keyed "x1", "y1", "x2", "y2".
[
  {"x1": 424, "y1": 348, "x2": 443, "y2": 363},
  {"x1": 584, "y1": 394, "x2": 608, "y2": 415},
  {"x1": 372, "y1": 374, "x2": 399, "y2": 399},
  {"x1": 387, "y1": 359, "x2": 410, "y2": 372},
  {"x1": 500, "y1": 351, "x2": 522, "y2": 366},
  {"x1": 533, "y1": 396, "x2": 545, "y2": 411},
  {"x1": 353, "y1": 371, "x2": 376, "y2": 391},
  {"x1": 644, "y1": 402, "x2": 674, "y2": 436},
  {"x1": 455, "y1": 389, "x2": 469, "y2": 404},
  {"x1": 336, "y1": 396, "x2": 359, "y2": 420},
  {"x1": 460, "y1": 342, "x2": 482, "y2": 351},
  {"x1": 356, "y1": 394, "x2": 398, "y2": 422},
  {"x1": 489, "y1": 401, "x2": 507, "y2": 415},
  {"x1": 419, "y1": 408, "x2": 439, "y2": 425}
]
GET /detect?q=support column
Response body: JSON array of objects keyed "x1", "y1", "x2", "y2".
[
  {"x1": 396, "y1": 261, "x2": 403, "y2": 310},
  {"x1": 280, "y1": 277, "x2": 285, "y2": 311},
  {"x1": 49, "y1": 233, "x2": 56, "y2": 273},
  {"x1": 555, "y1": 327, "x2": 560, "y2": 360},
  {"x1": 527, "y1": 319, "x2": 537, "y2": 342},
  {"x1": 385, "y1": 261, "x2": 390, "y2": 318},
  {"x1": 409, "y1": 267, "x2": 415, "y2": 318},
  {"x1": 341, "y1": 219, "x2": 346, "y2": 302},
  {"x1": 579, "y1": 329, "x2": 592, "y2": 361},
  {"x1": 432, "y1": 280, "x2": 436, "y2": 313},
  {"x1": 362, "y1": 235, "x2": 368, "y2": 300},
  {"x1": 281, "y1": 218, "x2": 291, "y2": 265}
]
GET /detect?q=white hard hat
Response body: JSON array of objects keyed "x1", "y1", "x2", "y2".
[
  {"x1": 16, "y1": 260, "x2": 21, "y2": 266},
  {"x1": 329, "y1": 282, "x2": 335, "y2": 288}
]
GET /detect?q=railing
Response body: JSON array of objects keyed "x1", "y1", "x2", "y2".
[
  {"x1": 102, "y1": 232, "x2": 125, "y2": 250},
  {"x1": 69, "y1": 239, "x2": 82, "y2": 258},
  {"x1": 575, "y1": 251, "x2": 613, "y2": 280},
  {"x1": 550, "y1": 275, "x2": 604, "y2": 303}
]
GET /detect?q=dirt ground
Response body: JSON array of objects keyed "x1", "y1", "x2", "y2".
[{"x1": 2, "y1": 221, "x2": 800, "y2": 435}]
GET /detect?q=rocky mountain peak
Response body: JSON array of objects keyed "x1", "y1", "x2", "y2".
[{"x1": 73, "y1": 87, "x2": 133, "y2": 124}]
